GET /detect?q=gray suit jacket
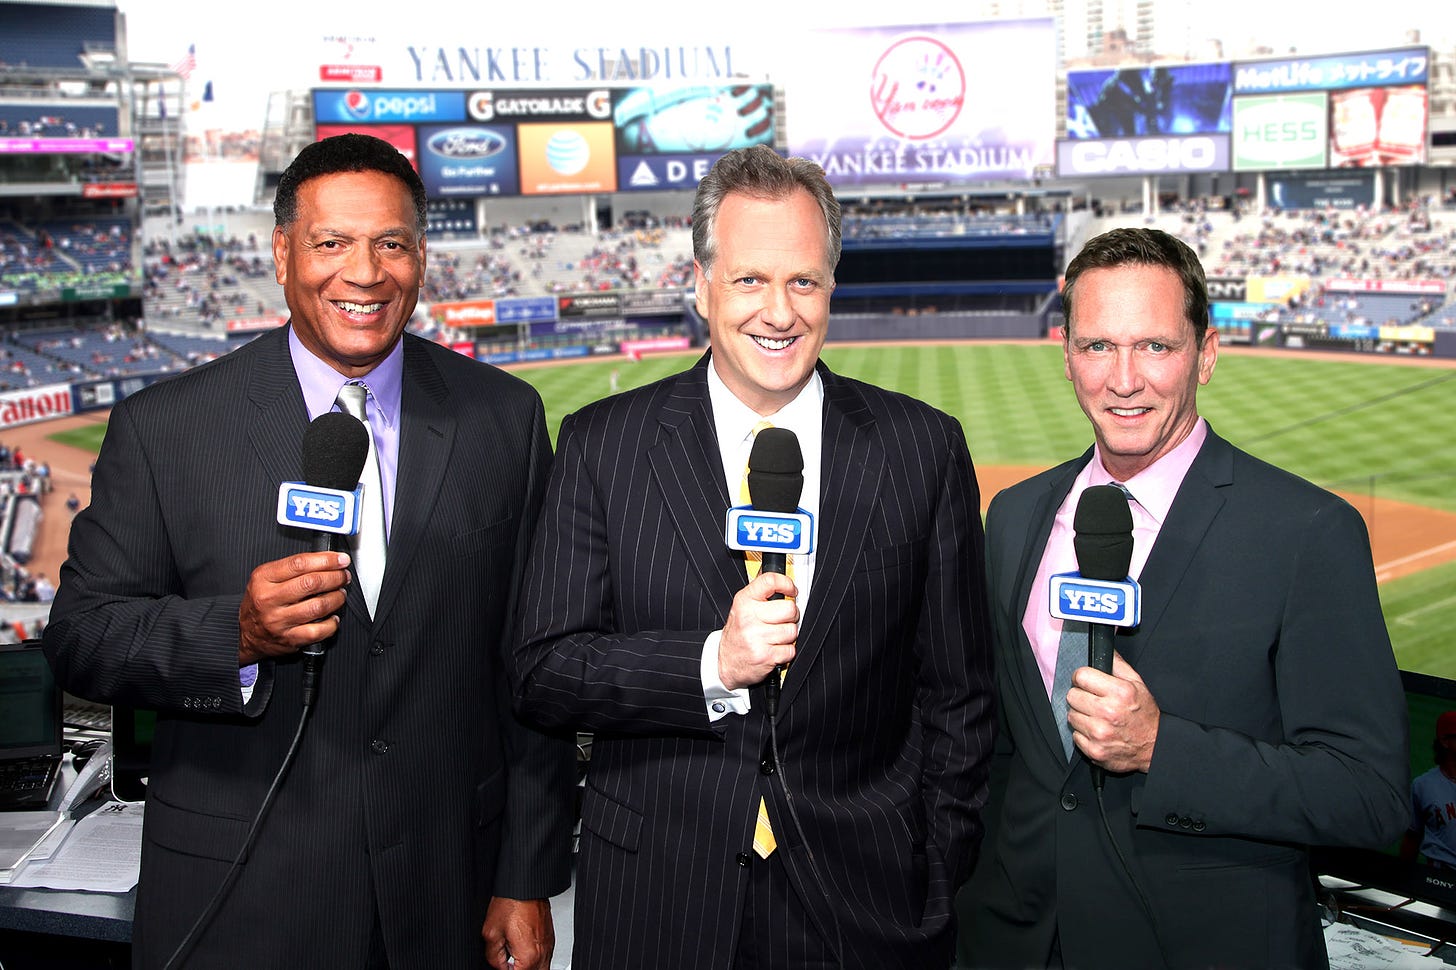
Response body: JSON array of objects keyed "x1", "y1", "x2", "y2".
[
  {"x1": 44, "y1": 325, "x2": 576, "y2": 969},
  {"x1": 964, "y1": 428, "x2": 1408, "y2": 969},
  {"x1": 511, "y1": 355, "x2": 997, "y2": 970}
]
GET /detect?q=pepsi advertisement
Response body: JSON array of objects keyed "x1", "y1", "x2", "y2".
[
  {"x1": 1066, "y1": 63, "x2": 1232, "y2": 139},
  {"x1": 417, "y1": 124, "x2": 519, "y2": 196},
  {"x1": 313, "y1": 89, "x2": 467, "y2": 124}
]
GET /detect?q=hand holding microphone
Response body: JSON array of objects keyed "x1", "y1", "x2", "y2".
[
  {"x1": 721, "y1": 428, "x2": 812, "y2": 710},
  {"x1": 1050, "y1": 484, "x2": 1148, "y2": 787},
  {"x1": 237, "y1": 413, "x2": 368, "y2": 667}
]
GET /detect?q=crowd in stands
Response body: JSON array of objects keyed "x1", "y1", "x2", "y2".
[
  {"x1": 0, "y1": 114, "x2": 109, "y2": 140},
  {"x1": 0, "y1": 437, "x2": 56, "y2": 607},
  {"x1": 0, "y1": 216, "x2": 133, "y2": 291}
]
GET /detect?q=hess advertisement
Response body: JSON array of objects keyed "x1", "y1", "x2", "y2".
[{"x1": 783, "y1": 19, "x2": 1056, "y2": 187}]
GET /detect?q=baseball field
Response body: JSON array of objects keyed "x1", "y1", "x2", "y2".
[{"x1": 37, "y1": 339, "x2": 1456, "y2": 677}]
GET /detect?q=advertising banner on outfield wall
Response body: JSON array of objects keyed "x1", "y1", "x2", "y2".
[
  {"x1": 782, "y1": 19, "x2": 1056, "y2": 187},
  {"x1": 0, "y1": 383, "x2": 74, "y2": 431}
]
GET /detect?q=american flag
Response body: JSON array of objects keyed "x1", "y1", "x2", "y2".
[{"x1": 171, "y1": 44, "x2": 196, "y2": 80}]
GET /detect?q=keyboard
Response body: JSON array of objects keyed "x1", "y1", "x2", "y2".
[
  {"x1": 63, "y1": 702, "x2": 112, "y2": 734},
  {"x1": 0, "y1": 756, "x2": 60, "y2": 809}
]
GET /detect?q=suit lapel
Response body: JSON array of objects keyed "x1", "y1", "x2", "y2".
[
  {"x1": 1120, "y1": 430, "x2": 1232, "y2": 666},
  {"x1": 245, "y1": 327, "x2": 310, "y2": 508},
  {"x1": 1008, "y1": 454, "x2": 1086, "y2": 767},
  {"x1": 647, "y1": 360, "x2": 743, "y2": 622},
  {"x1": 779, "y1": 367, "x2": 879, "y2": 712},
  {"x1": 368, "y1": 337, "x2": 455, "y2": 626}
]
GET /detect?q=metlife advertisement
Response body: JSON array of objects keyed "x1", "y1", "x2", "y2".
[{"x1": 781, "y1": 19, "x2": 1056, "y2": 188}]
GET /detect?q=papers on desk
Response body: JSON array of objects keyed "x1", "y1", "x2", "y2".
[
  {"x1": 1325, "y1": 921, "x2": 1442, "y2": 968},
  {"x1": 4, "y1": 801, "x2": 143, "y2": 892},
  {"x1": 0, "y1": 811, "x2": 67, "y2": 882}
]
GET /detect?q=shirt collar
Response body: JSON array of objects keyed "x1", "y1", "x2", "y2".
[
  {"x1": 288, "y1": 326, "x2": 404, "y2": 429},
  {"x1": 706, "y1": 359, "x2": 823, "y2": 448},
  {"x1": 1087, "y1": 417, "x2": 1208, "y2": 526}
]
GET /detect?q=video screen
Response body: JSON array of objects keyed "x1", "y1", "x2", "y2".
[
  {"x1": 1330, "y1": 85, "x2": 1428, "y2": 167},
  {"x1": 1066, "y1": 63, "x2": 1232, "y2": 139}
]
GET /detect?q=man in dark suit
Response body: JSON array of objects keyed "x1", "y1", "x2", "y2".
[
  {"x1": 510, "y1": 145, "x2": 996, "y2": 969},
  {"x1": 42, "y1": 134, "x2": 575, "y2": 969},
  {"x1": 963, "y1": 227, "x2": 1408, "y2": 968}
]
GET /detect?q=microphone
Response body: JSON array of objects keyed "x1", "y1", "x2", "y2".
[
  {"x1": 1051, "y1": 484, "x2": 1140, "y2": 790},
  {"x1": 723, "y1": 428, "x2": 809, "y2": 717},
  {"x1": 275, "y1": 413, "x2": 368, "y2": 704}
]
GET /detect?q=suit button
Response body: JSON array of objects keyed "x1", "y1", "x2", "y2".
[
  {"x1": 759, "y1": 758, "x2": 775, "y2": 775},
  {"x1": 1060, "y1": 793, "x2": 1078, "y2": 811},
  {"x1": 370, "y1": 640, "x2": 387, "y2": 656},
  {"x1": 1192, "y1": 820, "x2": 1206, "y2": 833},
  {"x1": 736, "y1": 852, "x2": 752, "y2": 867},
  {"x1": 1179, "y1": 816, "x2": 1193, "y2": 829},
  {"x1": 370, "y1": 739, "x2": 389, "y2": 755},
  {"x1": 1165, "y1": 813, "x2": 1180, "y2": 827}
]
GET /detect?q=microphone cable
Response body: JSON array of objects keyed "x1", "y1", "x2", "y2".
[
  {"x1": 1093, "y1": 779, "x2": 1172, "y2": 968},
  {"x1": 161, "y1": 700, "x2": 313, "y2": 970},
  {"x1": 764, "y1": 702, "x2": 846, "y2": 966}
]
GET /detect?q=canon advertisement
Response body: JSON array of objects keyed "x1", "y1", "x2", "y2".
[{"x1": 783, "y1": 19, "x2": 1056, "y2": 187}]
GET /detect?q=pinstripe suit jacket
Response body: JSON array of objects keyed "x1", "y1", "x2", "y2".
[
  {"x1": 964, "y1": 430, "x2": 1407, "y2": 969},
  {"x1": 43, "y1": 325, "x2": 576, "y2": 969},
  {"x1": 511, "y1": 354, "x2": 996, "y2": 969}
]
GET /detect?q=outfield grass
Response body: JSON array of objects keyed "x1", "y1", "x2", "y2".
[{"x1": 47, "y1": 342, "x2": 1456, "y2": 676}]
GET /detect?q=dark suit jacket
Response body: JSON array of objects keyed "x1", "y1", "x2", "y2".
[
  {"x1": 510, "y1": 355, "x2": 996, "y2": 970},
  {"x1": 43, "y1": 326, "x2": 576, "y2": 969},
  {"x1": 964, "y1": 427, "x2": 1408, "y2": 970}
]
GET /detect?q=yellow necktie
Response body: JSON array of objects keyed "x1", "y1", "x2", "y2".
[{"x1": 741, "y1": 421, "x2": 792, "y2": 858}]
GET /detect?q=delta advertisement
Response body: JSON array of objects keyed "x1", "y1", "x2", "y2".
[
  {"x1": 1060, "y1": 62, "x2": 1231, "y2": 177},
  {"x1": 615, "y1": 84, "x2": 774, "y2": 191},
  {"x1": 783, "y1": 19, "x2": 1056, "y2": 187}
]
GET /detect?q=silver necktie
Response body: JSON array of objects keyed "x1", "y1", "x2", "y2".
[{"x1": 334, "y1": 382, "x2": 386, "y2": 617}]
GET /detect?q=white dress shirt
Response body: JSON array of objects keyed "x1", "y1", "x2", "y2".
[{"x1": 700, "y1": 364, "x2": 824, "y2": 720}]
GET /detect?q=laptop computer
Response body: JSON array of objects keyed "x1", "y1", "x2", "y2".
[{"x1": 0, "y1": 640, "x2": 63, "y2": 810}]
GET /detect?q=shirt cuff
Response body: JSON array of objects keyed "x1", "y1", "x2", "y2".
[
  {"x1": 702, "y1": 630, "x2": 750, "y2": 721},
  {"x1": 240, "y1": 662, "x2": 258, "y2": 705}
]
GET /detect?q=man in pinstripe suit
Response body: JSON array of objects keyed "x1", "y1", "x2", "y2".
[
  {"x1": 511, "y1": 145, "x2": 997, "y2": 969},
  {"x1": 43, "y1": 135, "x2": 575, "y2": 969}
]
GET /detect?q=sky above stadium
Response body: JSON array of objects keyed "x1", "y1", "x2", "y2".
[{"x1": 113, "y1": 0, "x2": 1449, "y2": 130}]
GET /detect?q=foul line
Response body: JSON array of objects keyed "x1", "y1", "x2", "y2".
[{"x1": 1375, "y1": 539, "x2": 1456, "y2": 582}]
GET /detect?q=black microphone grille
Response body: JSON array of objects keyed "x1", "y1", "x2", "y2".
[
  {"x1": 302, "y1": 411, "x2": 370, "y2": 491},
  {"x1": 1072, "y1": 484, "x2": 1134, "y2": 581},
  {"x1": 747, "y1": 427, "x2": 804, "y2": 513}
]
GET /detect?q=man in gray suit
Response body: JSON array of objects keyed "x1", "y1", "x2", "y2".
[
  {"x1": 43, "y1": 134, "x2": 575, "y2": 969},
  {"x1": 511, "y1": 145, "x2": 996, "y2": 969},
  {"x1": 964, "y1": 227, "x2": 1408, "y2": 968}
]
